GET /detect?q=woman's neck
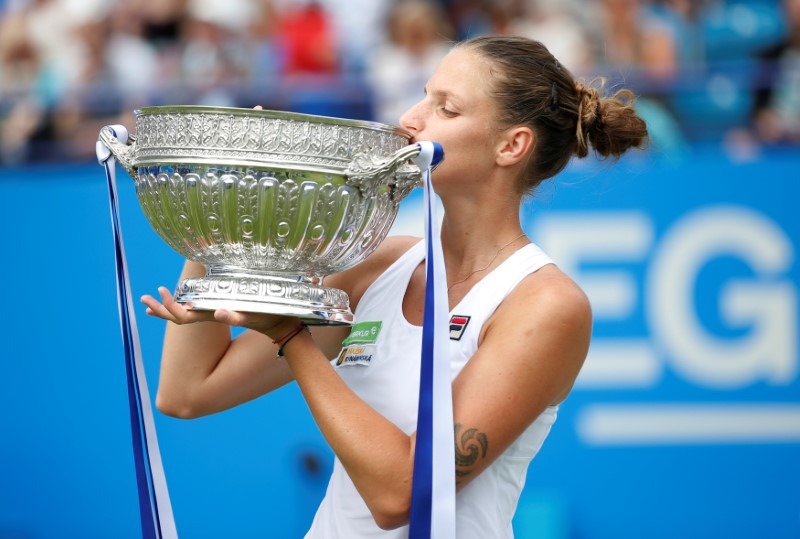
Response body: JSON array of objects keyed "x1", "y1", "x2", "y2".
[{"x1": 439, "y1": 194, "x2": 526, "y2": 280}]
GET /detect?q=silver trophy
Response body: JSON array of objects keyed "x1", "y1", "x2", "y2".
[{"x1": 99, "y1": 106, "x2": 427, "y2": 325}]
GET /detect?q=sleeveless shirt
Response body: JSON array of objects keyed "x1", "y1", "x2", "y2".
[{"x1": 305, "y1": 240, "x2": 559, "y2": 539}]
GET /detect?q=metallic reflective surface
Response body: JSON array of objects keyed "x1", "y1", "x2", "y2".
[{"x1": 100, "y1": 106, "x2": 424, "y2": 324}]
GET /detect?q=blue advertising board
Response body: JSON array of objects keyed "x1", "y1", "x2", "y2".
[{"x1": 1, "y1": 145, "x2": 797, "y2": 538}]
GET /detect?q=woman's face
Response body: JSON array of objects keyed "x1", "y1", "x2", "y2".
[{"x1": 398, "y1": 47, "x2": 500, "y2": 191}]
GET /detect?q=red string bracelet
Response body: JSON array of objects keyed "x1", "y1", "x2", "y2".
[
  {"x1": 272, "y1": 322, "x2": 306, "y2": 345},
  {"x1": 274, "y1": 323, "x2": 309, "y2": 358}
]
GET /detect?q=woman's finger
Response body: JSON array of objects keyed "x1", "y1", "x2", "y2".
[
  {"x1": 157, "y1": 287, "x2": 191, "y2": 321},
  {"x1": 141, "y1": 287, "x2": 215, "y2": 324},
  {"x1": 141, "y1": 294, "x2": 180, "y2": 323}
]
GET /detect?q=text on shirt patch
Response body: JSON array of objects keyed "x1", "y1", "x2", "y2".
[{"x1": 335, "y1": 321, "x2": 382, "y2": 367}]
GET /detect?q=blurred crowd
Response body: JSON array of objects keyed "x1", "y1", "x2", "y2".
[{"x1": 0, "y1": 0, "x2": 797, "y2": 165}]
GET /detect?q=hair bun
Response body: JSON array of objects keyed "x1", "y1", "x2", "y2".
[
  {"x1": 575, "y1": 80, "x2": 602, "y2": 157},
  {"x1": 574, "y1": 78, "x2": 647, "y2": 159},
  {"x1": 576, "y1": 81, "x2": 601, "y2": 126}
]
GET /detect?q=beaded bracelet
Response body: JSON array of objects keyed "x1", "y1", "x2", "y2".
[{"x1": 275, "y1": 323, "x2": 309, "y2": 358}]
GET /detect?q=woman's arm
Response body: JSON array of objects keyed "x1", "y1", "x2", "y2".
[
  {"x1": 142, "y1": 260, "x2": 349, "y2": 418},
  {"x1": 450, "y1": 265, "x2": 591, "y2": 485},
  {"x1": 142, "y1": 236, "x2": 421, "y2": 419},
  {"x1": 273, "y1": 264, "x2": 591, "y2": 529},
  {"x1": 270, "y1": 326, "x2": 416, "y2": 530}
]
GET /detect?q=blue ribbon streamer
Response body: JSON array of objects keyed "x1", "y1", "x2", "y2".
[
  {"x1": 408, "y1": 142, "x2": 454, "y2": 539},
  {"x1": 98, "y1": 131, "x2": 177, "y2": 539},
  {"x1": 409, "y1": 201, "x2": 436, "y2": 537}
]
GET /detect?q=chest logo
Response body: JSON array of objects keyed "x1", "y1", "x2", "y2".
[{"x1": 449, "y1": 315, "x2": 471, "y2": 341}]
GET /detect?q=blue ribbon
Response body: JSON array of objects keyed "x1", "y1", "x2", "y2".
[
  {"x1": 98, "y1": 131, "x2": 177, "y2": 539},
  {"x1": 408, "y1": 142, "x2": 454, "y2": 539},
  {"x1": 409, "y1": 200, "x2": 436, "y2": 537}
]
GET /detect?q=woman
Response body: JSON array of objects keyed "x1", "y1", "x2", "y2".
[{"x1": 142, "y1": 35, "x2": 648, "y2": 538}]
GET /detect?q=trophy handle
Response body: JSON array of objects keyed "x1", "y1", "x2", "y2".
[
  {"x1": 344, "y1": 144, "x2": 423, "y2": 201},
  {"x1": 98, "y1": 125, "x2": 137, "y2": 177}
]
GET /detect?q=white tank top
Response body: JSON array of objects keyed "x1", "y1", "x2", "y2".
[{"x1": 305, "y1": 240, "x2": 559, "y2": 539}]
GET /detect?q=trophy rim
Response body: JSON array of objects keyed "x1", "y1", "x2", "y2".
[{"x1": 134, "y1": 105, "x2": 413, "y2": 139}]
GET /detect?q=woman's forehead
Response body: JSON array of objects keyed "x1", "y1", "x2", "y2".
[{"x1": 427, "y1": 48, "x2": 493, "y2": 102}]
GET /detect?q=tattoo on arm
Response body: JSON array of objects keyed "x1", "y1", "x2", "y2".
[{"x1": 454, "y1": 423, "x2": 489, "y2": 482}]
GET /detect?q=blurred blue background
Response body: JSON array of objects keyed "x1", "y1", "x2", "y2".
[
  {"x1": 2, "y1": 145, "x2": 797, "y2": 539},
  {"x1": 2, "y1": 0, "x2": 799, "y2": 537}
]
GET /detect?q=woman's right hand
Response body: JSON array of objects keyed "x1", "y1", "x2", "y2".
[
  {"x1": 144, "y1": 281, "x2": 297, "y2": 419},
  {"x1": 141, "y1": 286, "x2": 218, "y2": 325}
]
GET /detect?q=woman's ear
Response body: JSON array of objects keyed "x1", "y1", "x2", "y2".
[{"x1": 495, "y1": 126, "x2": 535, "y2": 167}]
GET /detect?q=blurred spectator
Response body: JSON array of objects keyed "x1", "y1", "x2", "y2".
[
  {"x1": 189, "y1": 0, "x2": 255, "y2": 34},
  {"x1": 315, "y1": 0, "x2": 393, "y2": 74},
  {"x1": 45, "y1": 16, "x2": 132, "y2": 161},
  {"x1": 752, "y1": 0, "x2": 800, "y2": 143},
  {"x1": 587, "y1": 0, "x2": 679, "y2": 83},
  {"x1": 365, "y1": 0, "x2": 454, "y2": 125},
  {"x1": 245, "y1": 0, "x2": 283, "y2": 83},
  {"x1": 0, "y1": 0, "x2": 797, "y2": 165},
  {"x1": 105, "y1": 3, "x2": 160, "y2": 100},
  {"x1": 276, "y1": 1, "x2": 340, "y2": 76},
  {"x1": 649, "y1": 0, "x2": 710, "y2": 68},
  {"x1": 186, "y1": 0, "x2": 255, "y2": 98},
  {"x1": 449, "y1": 0, "x2": 506, "y2": 40},
  {"x1": 0, "y1": 0, "x2": 87, "y2": 163},
  {"x1": 135, "y1": 0, "x2": 187, "y2": 86},
  {"x1": 582, "y1": 0, "x2": 691, "y2": 160},
  {"x1": 137, "y1": 0, "x2": 187, "y2": 49},
  {"x1": 0, "y1": 98, "x2": 44, "y2": 164},
  {"x1": 1, "y1": 1, "x2": 83, "y2": 102},
  {"x1": 0, "y1": 4, "x2": 45, "y2": 162},
  {"x1": 179, "y1": 5, "x2": 250, "y2": 106},
  {"x1": 0, "y1": 5, "x2": 42, "y2": 98},
  {"x1": 509, "y1": 0, "x2": 593, "y2": 74}
]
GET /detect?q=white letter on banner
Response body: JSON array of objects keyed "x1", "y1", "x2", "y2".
[
  {"x1": 647, "y1": 205, "x2": 797, "y2": 388},
  {"x1": 533, "y1": 212, "x2": 660, "y2": 388},
  {"x1": 533, "y1": 212, "x2": 652, "y2": 319}
]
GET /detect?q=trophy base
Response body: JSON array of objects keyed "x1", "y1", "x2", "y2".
[{"x1": 175, "y1": 271, "x2": 354, "y2": 326}]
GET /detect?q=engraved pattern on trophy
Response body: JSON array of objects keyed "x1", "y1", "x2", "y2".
[
  {"x1": 134, "y1": 110, "x2": 409, "y2": 170},
  {"x1": 99, "y1": 106, "x2": 426, "y2": 324}
]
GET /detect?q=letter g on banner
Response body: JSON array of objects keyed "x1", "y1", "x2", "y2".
[{"x1": 647, "y1": 205, "x2": 797, "y2": 389}]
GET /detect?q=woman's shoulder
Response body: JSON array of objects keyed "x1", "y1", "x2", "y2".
[
  {"x1": 477, "y1": 264, "x2": 591, "y2": 404},
  {"x1": 488, "y1": 263, "x2": 592, "y2": 340},
  {"x1": 324, "y1": 235, "x2": 422, "y2": 308},
  {"x1": 517, "y1": 264, "x2": 590, "y2": 315}
]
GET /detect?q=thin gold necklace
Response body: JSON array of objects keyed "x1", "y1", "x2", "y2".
[{"x1": 447, "y1": 233, "x2": 527, "y2": 291}]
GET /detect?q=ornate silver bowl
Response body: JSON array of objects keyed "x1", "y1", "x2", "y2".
[{"x1": 99, "y1": 106, "x2": 425, "y2": 325}]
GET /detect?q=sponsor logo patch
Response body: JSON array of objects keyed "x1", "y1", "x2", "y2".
[
  {"x1": 342, "y1": 321, "x2": 382, "y2": 345},
  {"x1": 335, "y1": 345, "x2": 374, "y2": 366},
  {"x1": 335, "y1": 321, "x2": 382, "y2": 367},
  {"x1": 449, "y1": 315, "x2": 471, "y2": 341}
]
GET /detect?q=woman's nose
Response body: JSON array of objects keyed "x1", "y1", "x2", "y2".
[{"x1": 399, "y1": 101, "x2": 423, "y2": 135}]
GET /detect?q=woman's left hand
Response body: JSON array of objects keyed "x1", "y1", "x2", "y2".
[
  {"x1": 143, "y1": 284, "x2": 300, "y2": 341},
  {"x1": 212, "y1": 309, "x2": 301, "y2": 341}
]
